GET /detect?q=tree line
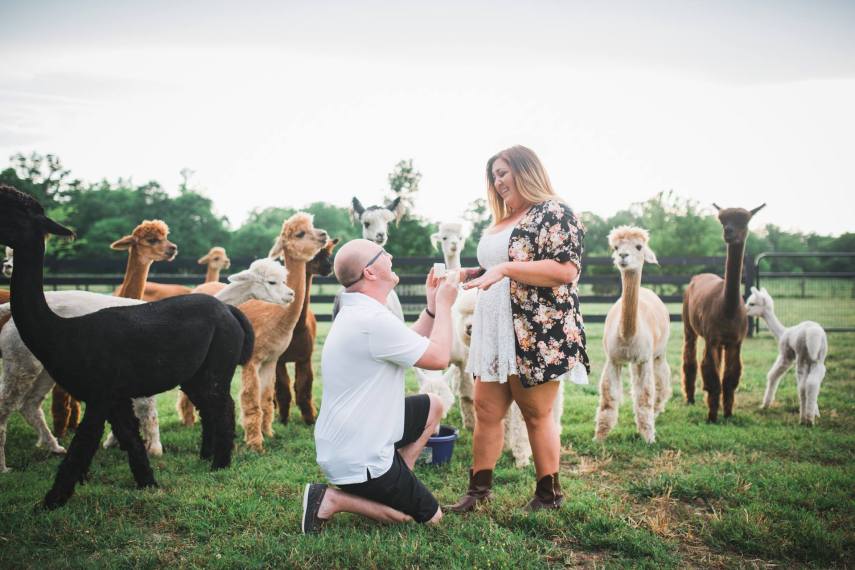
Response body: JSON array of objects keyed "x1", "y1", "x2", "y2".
[{"x1": 2, "y1": 152, "x2": 851, "y2": 274}]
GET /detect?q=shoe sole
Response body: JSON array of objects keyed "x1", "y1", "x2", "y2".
[{"x1": 301, "y1": 483, "x2": 311, "y2": 534}]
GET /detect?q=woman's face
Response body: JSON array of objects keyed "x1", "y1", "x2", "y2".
[{"x1": 492, "y1": 158, "x2": 526, "y2": 212}]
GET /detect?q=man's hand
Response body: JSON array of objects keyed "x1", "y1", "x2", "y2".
[
  {"x1": 425, "y1": 268, "x2": 442, "y2": 314},
  {"x1": 435, "y1": 273, "x2": 459, "y2": 310}
]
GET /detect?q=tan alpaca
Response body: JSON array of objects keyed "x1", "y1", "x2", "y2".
[
  {"x1": 56, "y1": 220, "x2": 178, "y2": 453},
  {"x1": 238, "y1": 213, "x2": 328, "y2": 451},
  {"x1": 595, "y1": 226, "x2": 671, "y2": 443}
]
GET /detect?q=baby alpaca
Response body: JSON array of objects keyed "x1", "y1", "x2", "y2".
[
  {"x1": 595, "y1": 226, "x2": 671, "y2": 443},
  {"x1": 746, "y1": 287, "x2": 828, "y2": 425}
]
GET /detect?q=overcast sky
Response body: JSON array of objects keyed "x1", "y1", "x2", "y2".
[{"x1": 1, "y1": 0, "x2": 853, "y2": 236}]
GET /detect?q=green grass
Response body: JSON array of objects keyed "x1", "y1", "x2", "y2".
[{"x1": 1, "y1": 324, "x2": 854, "y2": 568}]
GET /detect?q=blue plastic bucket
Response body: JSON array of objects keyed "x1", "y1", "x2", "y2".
[{"x1": 421, "y1": 425, "x2": 459, "y2": 466}]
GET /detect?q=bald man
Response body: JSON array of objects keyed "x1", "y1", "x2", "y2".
[{"x1": 302, "y1": 239, "x2": 458, "y2": 533}]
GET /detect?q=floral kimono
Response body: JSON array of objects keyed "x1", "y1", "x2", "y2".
[{"x1": 508, "y1": 199, "x2": 590, "y2": 387}]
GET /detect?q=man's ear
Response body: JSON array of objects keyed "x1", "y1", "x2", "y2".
[{"x1": 111, "y1": 235, "x2": 136, "y2": 250}]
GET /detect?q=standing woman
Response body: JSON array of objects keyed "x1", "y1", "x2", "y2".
[{"x1": 448, "y1": 145, "x2": 589, "y2": 512}]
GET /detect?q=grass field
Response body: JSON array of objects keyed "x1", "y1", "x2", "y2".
[{"x1": 1, "y1": 323, "x2": 853, "y2": 569}]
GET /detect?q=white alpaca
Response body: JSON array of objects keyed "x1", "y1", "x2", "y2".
[
  {"x1": 504, "y1": 389, "x2": 565, "y2": 468},
  {"x1": 332, "y1": 196, "x2": 404, "y2": 320},
  {"x1": 2, "y1": 247, "x2": 12, "y2": 278},
  {"x1": 0, "y1": 265, "x2": 295, "y2": 473},
  {"x1": 595, "y1": 226, "x2": 671, "y2": 444},
  {"x1": 431, "y1": 221, "x2": 467, "y2": 270},
  {"x1": 449, "y1": 288, "x2": 478, "y2": 429},
  {"x1": 746, "y1": 287, "x2": 828, "y2": 425},
  {"x1": 414, "y1": 368, "x2": 456, "y2": 421}
]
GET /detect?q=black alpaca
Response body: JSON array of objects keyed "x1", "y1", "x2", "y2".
[{"x1": 0, "y1": 185, "x2": 254, "y2": 509}]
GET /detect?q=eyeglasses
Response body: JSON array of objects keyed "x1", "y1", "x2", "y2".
[{"x1": 343, "y1": 248, "x2": 388, "y2": 288}]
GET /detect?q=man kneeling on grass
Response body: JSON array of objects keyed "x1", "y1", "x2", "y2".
[{"x1": 302, "y1": 239, "x2": 459, "y2": 533}]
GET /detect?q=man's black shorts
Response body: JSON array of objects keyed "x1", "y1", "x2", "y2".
[{"x1": 337, "y1": 394, "x2": 439, "y2": 523}]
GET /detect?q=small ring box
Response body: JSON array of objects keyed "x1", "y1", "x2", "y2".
[{"x1": 433, "y1": 262, "x2": 447, "y2": 279}]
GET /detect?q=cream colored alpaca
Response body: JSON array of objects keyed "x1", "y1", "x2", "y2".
[
  {"x1": 138, "y1": 245, "x2": 231, "y2": 301},
  {"x1": 238, "y1": 214, "x2": 328, "y2": 451},
  {"x1": 431, "y1": 221, "x2": 467, "y2": 270},
  {"x1": 595, "y1": 226, "x2": 671, "y2": 444}
]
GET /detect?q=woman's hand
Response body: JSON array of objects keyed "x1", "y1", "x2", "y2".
[{"x1": 463, "y1": 263, "x2": 507, "y2": 291}]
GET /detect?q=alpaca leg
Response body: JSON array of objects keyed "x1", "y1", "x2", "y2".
[
  {"x1": 294, "y1": 359, "x2": 318, "y2": 425},
  {"x1": 260, "y1": 362, "x2": 276, "y2": 438},
  {"x1": 240, "y1": 363, "x2": 264, "y2": 452},
  {"x1": 21, "y1": 372, "x2": 65, "y2": 454},
  {"x1": 456, "y1": 369, "x2": 477, "y2": 430},
  {"x1": 681, "y1": 307, "x2": 698, "y2": 404},
  {"x1": 631, "y1": 361, "x2": 656, "y2": 443},
  {"x1": 274, "y1": 357, "x2": 293, "y2": 425},
  {"x1": 722, "y1": 344, "x2": 742, "y2": 418},
  {"x1": 653, "y1": 354, "x2": 672, "y2": 417},
  {"x1": 504, "y1": 402, "x2": 531, "y2": 467},
  {"x1": 803, "y1": 363, "x2": 825, "y2": 424},
  {"x1": 51, "y1": 384, "x2": 72, "y2": 438},
  {"x1": 0, "y1": 403, "x2": 14, "y2": 473},
  {"x1": 761, "y1": 353, "x2": 792, "y2": 409},
  {"x1": 133, "y1": 397, "x2": 162, "y2": 457},
  {"x1": 701, "y1": 344, "x2": 722, "y2": 423},
  {"x1": 68, "y1": 397, "x2": 81, "y2": 431},
  {"x1": 0, "y1": 364, "x2": 34, "y2": 472},
  {"x1": 208, "y1": 394, "x2": 236, "y2": 470},
  {"x1": 176, "y1": 390, "x2": 197, "y2": 427},
  {"x1": 183, "y1": 387, "x2": 214, "y2": 460},
  {"x1": 594, "y1": 360, "x2": 622, "y2": 441},
  {"x1": 107, "y1": 398, "x2": 157, "y2": 488},
  {"x1": 43, "y1": 404, "x2": 107, "y2": 509}
]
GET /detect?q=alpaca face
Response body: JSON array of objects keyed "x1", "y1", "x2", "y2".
[
  {"x1": 351, "y1": 196, "x2": 401, "y2": 246},
  {"x1": 453, "y1": 288, "x2": 478, "y2": 346},
  {"x1": 608, "y1": 226, "x2": 657, "y2": 272},
  {"x1": 111, "y1": 220, "x2": 178, "y2": 262},
  {"x1": 714, "y1": 204, "x2": 765, "y2": 245},
  {"x1": 307, "y1": 238, "x2": 339, "y2": 277},
  {"x1": 0, "y1": 185, "x2": 74, "y2": 248},
  {"x1": 415, "y1": 368, "x2": 456, "y2": 417},
  {"x1": 745, "y1": 287, "x2": 773, "y2": 317},
  {"x1": 431, "y1": 223, "x2": 467, "y2": 258},
  {"x1": 269, "y1": 213, "x2": 329, "y2": 263},
  {"x1": 2, "y1": 247, "x2": 12, "y2": 278},
  {"x1": 198, "y1": 247, "x2": 230, "y2": 270},
  {"x1": 229, "y1": 258, "x2": 296, "y2": 305}
]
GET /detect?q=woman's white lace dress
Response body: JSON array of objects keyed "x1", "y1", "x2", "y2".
[{"x1": 466, "y1": 225, "x2": 517, "y2": 383}]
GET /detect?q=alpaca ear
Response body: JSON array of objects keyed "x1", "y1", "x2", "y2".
[
  {"x1": 387, "y1": 196, "x2": 405, "y2": 226},
  {"x1": 643, "y1": 246, "x2": 659, "y2": 265},
  {"x1": 430, "y1": 232, "x2": 441, "y2": 251},
  {"x1": 268, "y1": 235, "x2": 285, "y2": 259},
  {"x1": 197, "y1": 253, "x2": 211, "y2": 265},
  {"x1": 749, "y1": 203, "x2": 766, "y2": 217},
  {"x1": 712, "y1": 203, "x2": 722, "y2": 212},
  {"x1": 751, "y1": 286, "x2": 759, "y2": 294},
  {"x1": 227, "y1": 270, "x2": 253, "y2": 283},
  {"x1": 761, "y1": 287, "x2": 769, "y2": 295},
  {"x1": 39, "y1": 215, "x2": 75, "y2": 239},
  {"x1": 110, "y1": 234, "x2": 136, "y2": 251},
  {"x1": 350, "y1": 197, "x2": 365, "y2": 224}
]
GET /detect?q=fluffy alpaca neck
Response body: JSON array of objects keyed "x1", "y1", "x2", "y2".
[
  {"x1": 444, "y1": 249, "x2": 461, "y2": 270},
  {"x1": 294, "y1": 271, "x2": 314, "y2": 330},
  {"x1": 619, "y1": 268, "x2": 641, "y2": 339},
  {"x1": 116, "y1": 248, "x2": 153, "y2": 299},
  {"x1": 204, "y1": 265, "x2": 221, "y2": 283},
  {"x1": 9, "y1": 239, "x2": 63, "y2": 368},
  {"x1": 277, "y1": 256, "x2": 307, "y2": 333},
  {"x1": 723, "y1": 242, "x2": 746, "y2": 317},
  {"x1": 759, "y1": 306, "x2": 787, "y2": 340}
]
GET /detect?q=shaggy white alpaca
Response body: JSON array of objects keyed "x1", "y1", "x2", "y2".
[
  {"x1": 595, "y1": 226, "x2": 671, "y2": 444},
  {"x1": 431, "y1": 222, "x2": 467, "y2": 270},
  {"x1": 504, "y1": 390, "x2": 565, "y2": 468},
  {"x1": 2, "y1": 247, "x2": 11, "y2": 278},
  {"x1": 746, "y1": 287, "x2": 828, "y2": 425},
  {"x1": 414, "y1": 368, "x2": 456, "y2": 421},
  {"x1": 449, "y1": 288, "x2": 478, "y2": 429}
]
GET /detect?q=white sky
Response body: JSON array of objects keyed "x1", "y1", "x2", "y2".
[{"x1": 1, "y1": 0, "x2": 853, "y2": 235}]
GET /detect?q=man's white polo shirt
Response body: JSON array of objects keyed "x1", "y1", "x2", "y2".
[{"x1": 315, "y1": 292, "x2": 430, "y2": 484}]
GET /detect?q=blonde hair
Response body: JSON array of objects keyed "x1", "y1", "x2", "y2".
[{"x1": 486, "y1": 145, "x2": 562, "y2": 224}]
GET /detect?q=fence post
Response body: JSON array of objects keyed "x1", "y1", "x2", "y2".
[{"x1": 743, "y1": 256, "x2": 755, "y2": 337}]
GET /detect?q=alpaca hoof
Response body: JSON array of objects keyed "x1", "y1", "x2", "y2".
[
  {"x1": 247, "y1": 443, "x2": 265, "y2": 453},
  {"x1": 42, "y1": 489, "x2": 71, "y2": 510},
  {"x1": 137, "y1": 479, "x2": 159, "y2": 489},
  {"x1": 278, "y1": 416, "x2": 290, "y2": 426},
  {"x1": 147, "y1": 443, "x2": 163, "y2": 457},
  {"x1": 301, "y1": 415, "x2": 317, "y2": 426},
  {"x1": 51, "y1": 445, "x2": 67, "y2": 455},
  {"x1": 685, "y1": 398, "x2": 695, "y2": 405},
  {"x1": 1, "y1": 466, "x2": 11, "y2": 474}
]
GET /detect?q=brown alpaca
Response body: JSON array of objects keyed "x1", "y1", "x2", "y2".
[
  {"x1": 139, "y1": 246, "x2": 231, "y2": 301},
  {"x1": 681, "y1": 204, "x2": 765, "y2": 422},
  {"x1": 51, "y1": 220, "x2": 178, "y2": 437},
  {"x1": 274, "y1": 237, "x2": 339, "y2": 425},
  {"x1": 238, "y1": 213, "x2": 328, "y2": 451}
]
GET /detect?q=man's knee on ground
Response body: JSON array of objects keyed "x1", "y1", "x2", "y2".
[{"x1": 426, "y1": 506, "x2": 443, "y2": 525}]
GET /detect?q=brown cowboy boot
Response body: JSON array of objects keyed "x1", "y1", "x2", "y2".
[
  {"x1": 446, "y1": 469, "x2": 493, "y2": 513},
  {"x1": 524, "y1": 472, "x2": 564, "y2": 511}
]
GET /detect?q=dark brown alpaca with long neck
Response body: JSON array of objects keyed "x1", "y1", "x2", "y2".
[
  {"x1": 51, "y1": 220, "x2": 178, "y2": 437},
  {"x1": 274, "y1": 238, "x2": 338, "y2": 425},
  {"x1": 682, "y1": 203, "x2": 765, "y2": 422}
]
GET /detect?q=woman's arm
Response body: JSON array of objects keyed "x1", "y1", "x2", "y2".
[{"x1": 463, "y1": 259, "x2": 578, "y2": 290}]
